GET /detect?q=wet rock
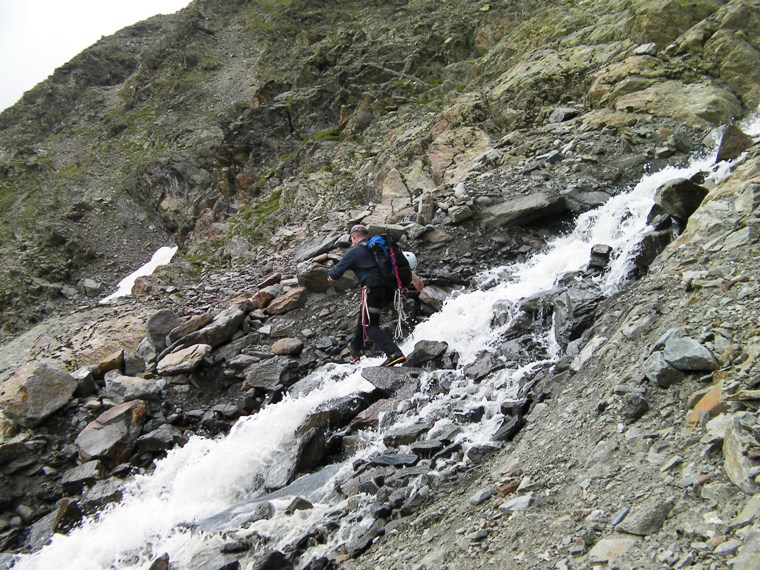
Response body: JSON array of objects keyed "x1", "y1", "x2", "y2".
[
  {"x1": 74, "y1": 400, "x2": 147, "y2": 464},
  {"x1": 197, "y1": 501, "x2": 274, "y2": 533},
  {"x1": 361, "y1": 367, "x2": 421, "y2": 399},
  {"x1": 654, "y1": 178, "x2": 709, "y2": 222},
  {"x1": 137, "y1": 424, "x2": 186, "y2": 452},
  {"x1": 463, "y1": 351, "x2": 504, "y2": 382},
  {"x1": 370, "y1": 453, "x2": 419, "y2": 467},
  {"x1": 0, "y1": 363, "x2": 77, "y2": 428},
  {"x1": 715, "y1": 124, "x2": 755, "y2": 163},
  {"x1": 83, "y1": 478, "x2": 124, "y2": 510},
  {"x1": 404, "y1": 340, "x2": 448, "y2": 368},
  {"x1": 243, "y1": 356, "x2": 300, "y2": 391},
  {"x1": 383, "y1": 423, "x2": 429, "y2": 447},
  {"x1": 588, "y1": 244, "x2": 613, "y2": 270},
  {"x1": 61, "y1": 460, "x2": 105, "y2": 494},
  {"x1": 350, "y1": 399, "x2": 397, "y2": 430}
]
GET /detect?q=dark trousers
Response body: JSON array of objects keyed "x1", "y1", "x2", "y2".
[{"x1": 349, "y1": 286, "x2": 401, "y2": 357}]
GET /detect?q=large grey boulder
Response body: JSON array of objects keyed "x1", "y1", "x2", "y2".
[
  {"x1": 103, "y1": 370, "x2": 163, "y2": 402},
  {"x1": 75, "y1": 400, "x2": 147, "y2": 464},
  {"x1": 162, "y1": 306, "x2": 246, "y2": 356},
  {"x1": 643, "y1": 352, "x2": 685, "y2": 388},
  {"x1": 0, "y1": 363, "x2": 77, "y2": 428},
  {"x1": 663, "y1": 336, "x2": 718, "y2": 371}
]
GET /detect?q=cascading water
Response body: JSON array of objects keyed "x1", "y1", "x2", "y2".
[{"x1": 12, "y1": 116, "x2": 758, "y2": 570}]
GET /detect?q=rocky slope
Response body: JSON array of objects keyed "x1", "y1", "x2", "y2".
[{"x1": 0, "y1": 0, "x2": 759, "y2": 569}]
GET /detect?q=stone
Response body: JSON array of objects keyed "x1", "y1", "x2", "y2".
[
  {"x1": 146, "y1": 309, "x2": 185, "y2": 352},
  {"x1": 491, "y1": 416, "x2": 524, "y2": 442},
  {"x1": 463, "y1": 351, "x2": 504, "y2": 382},
  {"x1": 404, "y1": 340, "x2": 448, "y2": 368},
  {"x1": 618, "y1": 496, "x2": 674, "y2": 536},
  {"x1": 96, "y1": 349, "x2": 124, "y2": 377},
  {"x1": 61, "y1": 460, "x2": 105, "y2": 494},
  {"x1": 137, "y1": 424, "x2": 186, "y2": 452},
  {"x1": 548, "y1": 107, "x2": 579, "y2": 123},
  {"x1": 271, "y1": 338, "x2": 304, "y2": 355},
  {"x1": 167, "y1": 313, "x2": 214, "y2": 345},
  {"x1": 74, "y1": 400, "x2": 147, "y2": 464},
  {"x1": 266, "y1": 287, "x2": 307, "y2": 315},
  {"x1": 663, "y1": 336, "x2": 718, "y2": 371},
  {"x1": 197, "y1": 501, "x2": 275, "y2": 533},
  {"x1": 350, "y1": 399, "x2": 397, "y2": 430},
  {"x1": 243, "y1": 356, "x2": 299, "y2": 391},
  {"x1": 479, "y1": 192, "x2": 567, "y2": 229},
  {"x1": 77, "y1": 278, "x2": 104, "y2": 297},
  {"x1": 361, "y1": 367, "x2": 421, "y2": 399},
  {"x1": 654, "y1": 178, "x2": 709, "y2": 221},
  {"x1": 644, "y1": 351, "x2": 686, "y2": 387},
  {"x1": 383, "y1": 423, "x2": 429, "y2": 447},
  {"x1": 103, "y1": 370, "x2": 163, "y2": 402},
  {"x1": 448, "y1": 205, "x2": 473, "y2": 224},
  {"x1": 157, "y1": 344, "x2": 212, "y2": 375},
  {"x1": 250, "y1": 288, "x2": 275, "y2": 310},
  {"x1": 715, "y1": 124, "x2": 755, "y2": 163},
  {"x1": 723, "y1": 413, "x2": 760, "y2": 495},
  {"x1": 588, "y1": 535, "x2": 639, "y2": 563},
  {"x1": 499, "y1": 492, "x2": 533, "y2": 512},
  {"x1": 166, "y1": 307, "x2": 246, "y2": 353},
  {"x1": 469, "y1": 487, "x2": 496, "y2": 505},
  {"x1": 369, "y1": 453, "x2": 419, "y2": 467},
  {"x1": 0, "y1": 363, "x2": 77, "y2": 428},
  {"x1": 295, "y1": 232, "x2": 342, "y2": 262}
]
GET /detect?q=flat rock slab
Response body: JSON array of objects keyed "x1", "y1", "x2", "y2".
[{"x1": 361, "y1": 367, "x2": 421, "y2": 399}]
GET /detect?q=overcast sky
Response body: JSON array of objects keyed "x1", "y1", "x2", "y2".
[{"x1": 0, "y1": 0, "x2": 191, "y2": 111}]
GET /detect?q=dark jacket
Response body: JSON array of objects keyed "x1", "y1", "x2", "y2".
[{"x1": 328, "y1": 241, "x2": 383, "y2": 287}]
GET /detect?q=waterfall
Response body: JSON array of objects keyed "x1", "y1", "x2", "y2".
[{"x1": 13, "y1": 116, "x2": 757, "y2": 570}]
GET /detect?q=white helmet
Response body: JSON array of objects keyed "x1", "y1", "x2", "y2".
[{"x1": 403, "y1": 251, "x2": 417, "y2": 271}]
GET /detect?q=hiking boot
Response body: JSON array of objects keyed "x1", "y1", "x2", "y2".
[{"x1": 381, "y1": 352, "x2": 406, "y2": 367}]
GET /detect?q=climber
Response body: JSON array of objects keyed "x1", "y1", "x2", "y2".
[{"x1": 327, "y1": 224, "x2": 409, "y2": 367}]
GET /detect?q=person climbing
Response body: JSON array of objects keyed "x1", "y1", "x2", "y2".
[{"x1": 327, "y1": 224, "x2": 407, "y2": 367}]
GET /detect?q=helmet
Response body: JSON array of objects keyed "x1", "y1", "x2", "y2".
[{"x1": 403, "y1": 251, "x2": 417, "y2": 271}]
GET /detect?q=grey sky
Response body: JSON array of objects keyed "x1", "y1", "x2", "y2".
[{"x1": 0, "y1": 0, "x2": 190, "y2": 111}]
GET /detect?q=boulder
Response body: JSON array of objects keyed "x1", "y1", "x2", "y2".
[
  {"x1": 715, "y1": 124, "x2": 755, "y2": 163},
  {"x1": 164, "y1": 306, "x2": 246, "y2": 354},
  {"x1": 0, "y1": 363, "x2": 77, "y2": 428},
  {"x1": 663, "y1": 336, "x2": 718, "y2": 371},
  {"x1": 137, "y1": 424, "x2": 187, "y2": 452},
  {"x1": 167, "y1": 313, "x2": 214, "y2": 345},
  {"x1": 654, "y1": 178, "x2": 709, "y2": 221},
  {"x1": 61, "y1": 460, "x2": 106, "y2": 494},
  {"x1": 361, "y1": 367, "x2": 421, "y2": 399},
  {"x1": 243, "y1": 356, "x2": 300, "y2": 391},
  {"x1": 405, "y1": 340, "x2": 449, "y2": 368},
  {"x1": 463, "y1": 351, "x2": 504, "y2": 382},
  {"x1": 147, "y1": 309, "x2": 185, "y2": 352},
  {"x1": 157, "y1": 344, "x2": 212, "y2": 375},
  {"x1": 295, "y1": 232, "x2": 342, "y2": 262},
  {"x1": 271, "y1": 338, "x2": 304, "y2": 356},
  {"x1": 103, "y1": 370, "x2": 163, "y2": 402},
  {"x1": 723, "y1": 413, "x2": 760, "y2": 495},
  {"x1": 643, "y1": 352, "x2": 685, "y2": 387},
  {"x1": 75, "y1": 400, "x2": 147, "y2": 464},
  {"x1": 266, "y1": 287, "x2": 307, "y2": 315},
  {"x1": 479, "y1": 192, "x2": 567, "y2": 229}
]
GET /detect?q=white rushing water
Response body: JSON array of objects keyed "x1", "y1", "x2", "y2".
[{"x1": 13, "y1": 116, "x2": 758, "y2": 569}]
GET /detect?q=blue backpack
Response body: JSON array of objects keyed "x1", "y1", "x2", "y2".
[{"x1": 366, "y1": 234, "x2": 413, "y2": 290}]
